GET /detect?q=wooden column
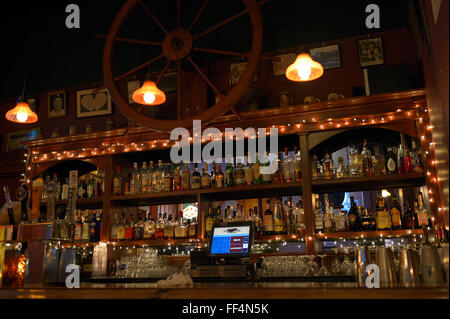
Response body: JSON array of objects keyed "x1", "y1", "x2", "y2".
[
  {"x1": 101, "y1": 155, "x2": 113, "y2": 242},
  {"x1": 299, "y1": 133, "x2": 315, "y2": 254}
]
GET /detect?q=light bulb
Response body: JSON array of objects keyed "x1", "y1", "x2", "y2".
[
  {"x1": 143, "y1": 92, "x2": 156, "y2": 104},
  {"x1": 296, "y1": 60, "x2": 312, "y2": 81},
  {"x1": 16, "y1": 111, "x2": 29, "y2": 123}
]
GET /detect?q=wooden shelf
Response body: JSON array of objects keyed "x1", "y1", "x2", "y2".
[
  {"x1": 254, "y1": 234, "x2": 304, "y2": 243},
  {"x1": 311, "y1": 173, "x2": 425, "y2": 193},
  {"x1": 110, "y1": 182, "x2": 302, "y2": 205},
  {"x1": 107, "y1": 238, "x2": 203, "y2": 247},
  {"x1": 315, "y1": 229, "x2": 423, "y2": 240},
  {"x1": 40, "y1": 197, "x2": 103, "y2": 207}
]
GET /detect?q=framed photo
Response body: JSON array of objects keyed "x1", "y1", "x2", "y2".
[
  {"x1": 27, "y1": 98, "x2": 38, "y2": 113},
  {"x1": 271, "y1": 53, "x2": 296, "y2": 76},
  {"x1": 357, "y1": 37, "x2": 384, "y2": 67},
  {"x1": 155, "y1": 69, "x2": 178, "y2": 93},
  {"x1": 310, "y1": 44, "x2": 341, "y2": 69},
  {"x1": 230, "y1": 62, "x2": 247, "y2": 86},
  {"x1": 76, "y1": 88, "x2": 112, "y2": 118},
  {"x1": 6, "y1": 128, "x2": 42, "y2": 151},
  {"x1": 48, "y1": 91, "x2": 66, "y2": 118},
  {"x1": 127, "y1": 80, "x2": 140, "y2": 104}
]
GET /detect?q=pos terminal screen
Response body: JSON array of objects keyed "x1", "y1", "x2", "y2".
[{"x1": 209, "y1": 224, "x2": 252, "y2": 257}]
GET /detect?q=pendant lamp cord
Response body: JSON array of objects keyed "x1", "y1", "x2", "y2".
[{"x1": 18, "y1": 6, "x2": 31, "y2": 103}]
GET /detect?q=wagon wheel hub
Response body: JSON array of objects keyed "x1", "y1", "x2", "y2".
[{"x1": 162, "y1": 29, "x2": 193, "y2": 61}]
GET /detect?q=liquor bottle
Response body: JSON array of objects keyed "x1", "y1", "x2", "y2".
[
  {"x1": 403, "y1": 200, "x2": 416, "y2": 229},
  {"x1": 87, "y1": 174, "x2": 96, "y2": 198},
  {"x1": 164, "y1": 214, "x2": 175, "y2": 239},
  {"x1": 335, "y1": 157, "x2": 348, "y2": 178},
  {"x1": 117, "y1": 213, "x2": 126, "y2": 241},
  {"x1": 188, "y1": 217, "x2": 197, "y2": 238},
  {"x1": 123, "y1": 169, "x2": 131, "y2": 194},
  {"x1": 311, "y1": 154, "x2": 322, "y2": 180},
  {"x1": 154, "y1": 213, "x2": 164, "y2": 239},
  {"x1": 293, "y1": 146, "x2": 302, "y2": 182},
  {"x1": 110, "y1": 213, "x2": 118, "y2": 242},
  {"x1": 273, "y1": 202, "x2": 284, "y2": 234},
  {"x1": 224, "y1": 206, "x2": 233, "y2": 223},
  {"x1": 134, "y1": 214, "x2": 143, "y2": 240},
  {"x1": 210, "y1": 161, "x2": 217, "y2": 189},
  {"x1": 113, "y1": 165, "x2": 122, "y2": 195},
  {"x1": 253, "y1": 206, "x2": 263, "y2": 236},
  {"x1": 234, "y1": 159, "x2": 245, "y2": 186},
  {"x1": 253, "y1": 153, "x2": 262, "y2": 184},
  {"x1": 42, "y1": 175, "x2": 50, "y2": 201},
  {"x1": 181, "y1": 163, "x2": 191, "y2": 191},
  {"x1": 147, "y1": 161, "x2": 155, "y2": 193},
  {"x1": 295, "y1": 201, "x2": 305, "y2": 236},
  {"x1": 53, "y1": 173, "x2": 61, "y2": 200},
  {"x1": 191, "y1": 163, "x2": 201, "y2": 190},
  {"x1": 282, "y1": 147, "x2": 293, "y2": 183},
  {"x1": 141, "y1": 162, "x2": 149, "y2": 194},
  {"x1": 78, "y1": 178, "x2": 87, "y2": 199},
  {"x1": 323, "y1": 195, "x2": 335, "y2": 233},
  {"x1": 410, "y1": 140, "x2": 424, "y2": 174},
  {"x1": 205, "y1": 206, "x2": 215, "y2": 238},
  {"x1": 334, "y1": 206, "x2": 347, "y2": 232},
  {"x1": 244, "y1": 159, "x2": 253, "y2": 185},
  {"x1": 130, "y1": 163, "x2": 139, "y2": 194},
  {"x1": 89, "y1": 210, "x2": 97, "y2": 242},
  {"x1": 348, "y1": 144, "x2": 361, "y2": 177},
  {"x1": 284, "y1": 200, "x2": 294, "y2": 234},
  {"x1": 163, "y1": 164, "x2": 173, "y2": 192},
  {"x1": 375, "y1": 190, "x2": 391, "y2": 230},
  {"x1": 215, "y1": 207, "x2": 224, "y2": 225},
  {"x1": 313, "y1": 194, "x2": 324, "y2": 233},
  {"x1": 173, "y1": 165, "x2": 181, "y2": 191},
  {"x1": 95, "y1": 170, "x2": 103, "y2": 197},
  {"x1": 81, "y1": 211, "x2": 90, "y2": 242},
  {"x1": 155, "y1": 160, "x2": 164, "y2": 192},
  {"x1": 143, "y1": 211, "x2": 155, "y2": 239},
  {"x1": 73, "y1": 211, "x2": 82, "y2": 242},
  {"x1": 384, "y1": 147, "x2": 398, "y2": 174},
  {"x1": 348, "y1": 196, "x2": 360, "y2": 232},
  {"x1": 226, "y1": 162, "x2": 235, "y2": 187},
  {"x1": 263, "y1": 200, "x2": 274, "y2": 235},
  {"x1": 360, "y1": 208, "x2": 375, "y2": 231},
  {"x1": 174, "y1": 211, "x2": 187, "y2": 238},
  {"x1": 261, "y1": 152, "x2": 273, "y2": 184},
  {"x1": 201, "y1": 162, "x2": 211, "y2": 189},
  {"x1": 398, "y1": 133, "x2": 412, "y2": 173},
  {"x1": 61, "y1": 177, "x2": 70, "y2": 200},
  {"x1": 125, "y1": 214, "x2": 134, "y2": 240},
  {"x1": 322, "y1": 153, "x2": 334, "y2": 179},
  {"x1": 215, "y1": 164, "x2": 225, "y2": 188},
  {"x1": 417, "y1": 192, "x2": 430, "y2": 228},
  {"x1": 390, "y1": 194, "x2": 403, "y2": 230},
  {"x1": 361, "y1": 139, "x2": 374, "y2": 176},
  {"x1": 374, "y1": 145, "x2": 386, "y2": 175}
]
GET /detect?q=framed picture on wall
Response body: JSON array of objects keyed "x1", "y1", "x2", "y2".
[
  {"x1": 357, "y1": 37, "x2": 384, "y2": 67},
  {"x1": 153, "y1": 68, "x2": 178, "y2": 93},
  {"x1": 127, "y1": 80, "x2": 140, "y2": 104},
  {"x1": 309, "y1": 44, "x2": 341, "y2": 69},
  {"x1": 48, "y1": 91, "x2": 67, "y2": 118},
  {"x1": 76, "y1": 88, "x2": 112, "y2": 118},
  {"x1": 271, "y1": 53, "x2": 296, "y2": 76},
  {"x1": 229, "y1": 62, "x2": 258, "y2": 86},
  {"x1": 6, "y1": 128, "x2": 42, "y2": 151}
]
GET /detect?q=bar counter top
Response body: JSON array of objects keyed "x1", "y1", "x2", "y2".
[{"x1": 0, "y1": 282, "x2": 448, "y2": 299}]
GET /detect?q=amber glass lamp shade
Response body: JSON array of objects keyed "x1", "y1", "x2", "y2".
[
  {"x1": 285, "y1": 53, "x2": 324, "y2": 82},
  {"x1": 132, "y1": 81, "x2": 166, "y2": 105},
  {"x1": 5, "y1": 102, "x2": 38, "y2": 123}
]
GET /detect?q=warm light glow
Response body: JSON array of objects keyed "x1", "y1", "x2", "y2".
[
  {"x1": 132, "y1": 81, "x2": 166, "y2": 105},
  {"x1": 285, "y1": 53, "x2": 324, "y2": 82},
  {"x1": 5, "y1": 102, "x2": 38, "y2": 123},
  {"x1": 381, "y1": 189, "x2": 391, "y2": 198}
]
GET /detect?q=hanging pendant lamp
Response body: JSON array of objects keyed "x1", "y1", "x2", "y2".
[
  {"x1": 5, "y1": 101, "x2": 38, "y2": 123},
  {"x1": 285, "y1": 53, "x2": 324, "y2": 82},
  {"x1": 132, "y1": 80, "x2": 166, "y2": 105}
]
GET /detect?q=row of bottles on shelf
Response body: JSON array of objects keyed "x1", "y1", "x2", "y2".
[
  {"x1": 313, "y1": 190, "x2": 444, "y2": 236},
  {"x1": 110, "y1": 211, "x2": 198, "y2": 241},
  {"x1": 112, "y1": 147, "x2": 302, "y2": 196},
  {"x1": 41, "y1": 170, "x2": 105, "y2": 201},
  {"x1": 50, "y1": 209, "x2": 103, "y2": 242},
  {"x1": 312, "y1": 134, "x2": 423, "y2": 180}
]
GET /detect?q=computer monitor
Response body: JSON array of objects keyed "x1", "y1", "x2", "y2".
[{"x1": 208, "y1": 222, "x2": 253, "y2": 258}]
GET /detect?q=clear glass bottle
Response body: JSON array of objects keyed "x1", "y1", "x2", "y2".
[
  {"x1": 163, "y1": 164, "x2": 173, "y2": 192},
  {"x1": 311, "y1": 154, "x2": 322, "y2": 180},
  {"x1": 155, "y1": 160, "x2": 164, "y2": 192},
  {"x1": 261, "y1": 152, "x2": 273, "y2": 184},
  {"x1": 174, "y1": 211, "x2": 187, "y2": 238},
  {"x1": 410, "y1": 139, "x2": 424, "y2": 174},
  {"x1": 313, "y1": 194, "x2": 324, "y2": 233},
  {"x1": 282, "y1": 147, "x2": 293, "y2": 183},
  {"x1": 398, "y1": 133, "x2": 412, "y2": 173},
  {"x1": 173, "y1": 164, "x2": 181, "y2": 191},
  {"x1": 361, "y1": 139, "x2": 374, "y2": 176},
  {"x1": 154, "y1": 213, "x2": 164, "y2": 239},
  {"x1": 61, "y1": 177, "x2": 70, "y2": 200},
  {"x1": 334, "y1": 207, "x2": 347, "y2": 232},
  {"x1": 293, "y1": 146, "x2": 302, "y2": 182},
  {"x1": 191, "y1": 163, "x2": 201, "y2": 190},
  {"x1": 164, "y1": 214, "x2": 174, "y2": 239},
  {"x1": 374, "y1": 145, "x2": 386, "y2": 175},
  {"x1": 226, "y1": 162, "x2": 235, "y2": 187},
  {"x1": 215, "y1": 164, "x2": 225, "y2": 188},
  {"x1": 335, "y1": 156, "x2": 348, "y2": 178},
  {"x1": 244, "y1": 159, "x2": 254, "y2": 185},
  {"x1": 348, "y1": 144, "x2": 360, "y2": 177},
  {"x1": 148, "y1": 161, "x2": 155, "y2": 193},
  {"x1": 273, "y1": 201, "x2": 284, "y2": 234},
  {"x1": 134, "y1": 214, "x2": 143, "y2": 240},
  {"x1": 131, "y1": 162, "x2": 141, "y2": 194},
  {"x1": 323, "y1": 195, "x2": 335, "y2": 233},
  {"x1": 140, "y1": 162, "x2": 149, "y2": 194},
  {"x1": 322, "y1": 153, "x2": 334, "y2": 179},
  {"x1": 201, "y1": 162, "x2": 211, "y2": 189},
  {"x1": 181, "y1": 163, "x2": 191, "y2": 191},
  {"x1": 295, "y1": 200, "x2": 305, "y2": 236}
]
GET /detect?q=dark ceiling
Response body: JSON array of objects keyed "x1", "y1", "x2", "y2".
[{"x1": 0, "y1": 0, "x2": 410, "y2": 99}]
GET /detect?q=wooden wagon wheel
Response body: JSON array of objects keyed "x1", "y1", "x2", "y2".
[{"x1": 103, "y1": 0, "x2": 263, "y2": 132}]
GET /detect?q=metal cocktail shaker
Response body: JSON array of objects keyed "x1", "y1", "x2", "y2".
[
  {"x1": 398, "y1": 248, "x2": 421, "y2": 287},
  {"x1": 375, "y1": 246, "x2": 397, "y2": 288},
  {"x1": 355, "y1": 246, "x2": 371, "y2": 287},
  {"x1": 58, "y1": 248, "x2": 76, "y2": 284},
  {"x1": 420, "y1": 245, "x2": 445, "y2": 286}
]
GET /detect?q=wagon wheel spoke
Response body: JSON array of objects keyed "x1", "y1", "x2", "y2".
[
  {"x1": 95, "y1": 34, "x2": 162, "y2": 46},
  {"x1": 193, "y1": 8, "x2": 249, "y2": 40},
  {"x1": 114, "y1": 54, "x2": 164, "y2": 82},
  {"x1": 193, "y1": 47, "x2": 249, "y2": 58},
  {"x1": 155, "y1": 60, "x2": 172, "y2": 85},
  {"x1": 187, "y1": 0, "x2": 209, "y2": 31},
  {"x1": 177, "y1": 62, "x2": 182, "y2": 120},
  {"x1": 138, "y1": 0, "x2": 169, "y2": 35}
]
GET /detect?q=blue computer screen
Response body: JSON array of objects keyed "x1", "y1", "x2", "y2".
[{"x1": 209, "y1": 225, "x2": 250, "y2": 255}]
